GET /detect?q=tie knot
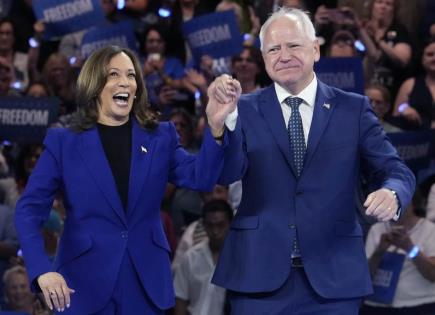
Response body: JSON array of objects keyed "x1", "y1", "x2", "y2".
[{"x1": 285, "y1": 97, "x2": 303, "y2": 110}]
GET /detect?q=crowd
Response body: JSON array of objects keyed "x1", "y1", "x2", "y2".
[{"x1": 0, "y1": 0, "x2": 434, "y2": 314}]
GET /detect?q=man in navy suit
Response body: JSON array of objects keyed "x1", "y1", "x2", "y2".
[{"x1": 208, "y1": 8, "x2": 415, "y2": 315}]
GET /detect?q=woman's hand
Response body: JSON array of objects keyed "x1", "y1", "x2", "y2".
[
  {"x1": 206, "y1": 74, "x2": 241, "y2": 138},
  {"x1": 37, "y1": 272, "x2": 75, "y2": 312}
]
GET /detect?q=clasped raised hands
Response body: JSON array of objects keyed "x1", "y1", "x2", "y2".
[{"x1": 206, "y1": 74, "x2": 241, "y2": 138}]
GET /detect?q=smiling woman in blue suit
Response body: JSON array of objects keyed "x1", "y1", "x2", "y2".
[{"x1": 14, "y1": 45, "x2": 237, "y2": 315}]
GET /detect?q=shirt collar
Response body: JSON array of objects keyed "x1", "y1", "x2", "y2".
[{"x1": 275, "y1": 74, "x2": 318, "y2": 107}]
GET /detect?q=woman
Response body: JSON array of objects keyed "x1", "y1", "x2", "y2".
[
  {"x1": 14, "y1": 46, "x2": 235, "y2": 314},
  {"x1": 231, "y1": 45, "x2": 267, "y2": 94},
  {"x1": 393, "y1": 40, "x2": 435, "y2": 130},
  {"x1": 358, "y1": 0, "x2": 412, "y2": 97},
  {"x1": 2, "y1": 265, "x2": 34, "y2": 314},
  {"x1": 141, "y1": 26, "x2": 186, "y2": 108}
]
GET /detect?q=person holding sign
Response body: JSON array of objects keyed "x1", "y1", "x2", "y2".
[
  {"x1": 209, "y1": 8, "x2": 415, "y2": 314},
  {"x1": 362, "y1": 191, "x2": 435, "y2": 314},
  {"x1": 14, "y1": 45, "x2": 235, "y2": 314}
]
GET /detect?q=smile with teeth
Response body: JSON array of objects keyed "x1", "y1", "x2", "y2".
[{"x1": 113, "y1": 93, "x2": 130, "y2": 106}]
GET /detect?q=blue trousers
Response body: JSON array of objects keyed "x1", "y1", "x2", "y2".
[
  {"x1": 228, "y1": 267, "x2": 361, "y2": 315},
  {"x1": 57, "y1": 252, "x2": 164, "y2": 315}
]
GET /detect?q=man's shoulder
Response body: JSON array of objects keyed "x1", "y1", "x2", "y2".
[{"x1": 318, "y1": 81, "x2": 366, "y2": 104}]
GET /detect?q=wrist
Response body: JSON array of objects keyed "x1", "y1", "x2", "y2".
[
  {"x1": 408, "y1": 245, "x2": 419, "y2": 259},
  {"x1": 398, "y1": 102, "x2": 409, "y2": 114},
  {"x1": 211, "y1": 127, "x2": 225, "y2": 140}
]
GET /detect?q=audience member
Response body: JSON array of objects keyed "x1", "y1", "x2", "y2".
[
  {"x1": 362, "y1": 190, "x2": 435, "y2": 314},
  {"x1": 393, "y1": 39, "x2": 435, "y2": 130},
  {"x1": 173, "y1": 199, "x2": 233, "y2": 315},
  {"x1": 365, "y1": 84, "x2": 401, "y2": 132}
]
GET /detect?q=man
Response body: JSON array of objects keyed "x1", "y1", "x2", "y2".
[
  {"x1": 208, "y1": 8, "x2": 415, "y2": 314},
  {"x1": 173, "y1": 199, "x2": 233, "y2": 315}
]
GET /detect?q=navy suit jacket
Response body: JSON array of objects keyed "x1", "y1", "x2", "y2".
[
  {"x1": 15, "y1": 119, "x2": 226, "y2": 313},
  {"x1": 212, "y1": 82, "x2": 415, "y2": 299}
]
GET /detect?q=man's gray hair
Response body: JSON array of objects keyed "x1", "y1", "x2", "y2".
[{"x1": 259, "y1": 7, "x2": 316, "y2": 51}]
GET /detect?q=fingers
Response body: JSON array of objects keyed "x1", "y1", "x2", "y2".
[
  {"x1": 364, "y1": 189, "x2": 397, "y2": 221},
  {"x1": 42, "y1": 289, "x2": 53, "y2": 311},
  {"x1": 38, "y1": 272, "x2": 74, "y2": 312}
]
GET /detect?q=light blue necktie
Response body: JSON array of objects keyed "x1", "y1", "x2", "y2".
[{"x1": 285, "y1": 97, "x2": 305, "y2": 178}]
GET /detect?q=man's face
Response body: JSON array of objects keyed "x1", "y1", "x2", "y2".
[
  {"x1": 204, "y1": 211, "x2": 230, "y2": 250},
  {"x1": 262, "y1": 17, "x2": 319, "y2": 94}
]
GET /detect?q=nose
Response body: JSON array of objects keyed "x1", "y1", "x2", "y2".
[
  {"x1": 118, "y1": 75, "x2": 130, "y2": 87},
  {"x1": 280, "y1": 46, "x2": 293, "y2": 61}
]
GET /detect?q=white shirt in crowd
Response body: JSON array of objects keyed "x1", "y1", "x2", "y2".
[
  {"x1": 173, "y1": 240, "x2": 226, "y2": 315},
  {"x1": 365, "y1": 219, "x2": 435, "y2": 308}
]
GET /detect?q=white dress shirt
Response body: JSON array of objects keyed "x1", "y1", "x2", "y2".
[{"x1": 225, "y1": 75, "x2": 318, "y2": 145}]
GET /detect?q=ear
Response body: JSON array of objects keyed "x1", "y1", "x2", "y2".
[{"x1": 313, "y1": 39, "x2": 321, "y2": 62}]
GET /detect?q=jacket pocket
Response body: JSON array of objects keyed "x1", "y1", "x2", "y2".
[
  {"x1": 335, "y1": 220, "x2": 363, "y2": 237},
  {"x1": 55, "y1": 233, "x2": 93, "y2": 269},
  {"x1": 231, "y1": 215, "x2": 259, "y2": 230}
]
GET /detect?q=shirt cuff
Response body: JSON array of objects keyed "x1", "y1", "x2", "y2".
[{"x1": 224, "y1": 108, "x2": 238, "y2": 131}]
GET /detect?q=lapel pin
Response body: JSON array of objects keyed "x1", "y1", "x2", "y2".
[
  {"x1": 141, "y1": 145, "x2": 147, "y2": 153},
  {"x1": 322, "y1": 103, "x2": 331, "y2": 109}
]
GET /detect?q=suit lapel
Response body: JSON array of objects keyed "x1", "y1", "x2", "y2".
[
  {"x1": 258, "y1": 85, "x2": 297, "y2": 176},
  {"x1": 78, "y1": 127, "x2": 126, "y2": 225},
  {"x1": 304, "y1": 81, "x2": 336, "y2": 171},
  {"x1": 127, "y1": 119, "x2": 155, "y2": 216}
]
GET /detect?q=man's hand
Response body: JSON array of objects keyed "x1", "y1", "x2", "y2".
[
  {"x1": 37, "y1": 272, "x2": 75, "y2": 312},
  {"x1": 206, "y1": 74, "x2": 241, "y2": 138},
  {"x1": 364, "y1": 188, "x2": 398, "y2": 221}
]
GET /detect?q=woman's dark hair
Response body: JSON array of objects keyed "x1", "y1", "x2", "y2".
[{"x1": 70, "y1": 45, "x2": 158, "y2": 131}]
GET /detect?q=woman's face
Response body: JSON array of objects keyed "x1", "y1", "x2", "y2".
[
  {"x1": 5, "y1": 273, "x2": 33, "y2": 309},
  {"x1": 365, "y1": 87, "x2": 389, "y2": 120},
  {"x1": 97, "y1": 52, "x2": 137, "y2": 126},
  {"x1": 372, "y1": 0, "x2": 394, "y2": 21},
  {"x1": 145, "y1": 30, "x2": 164, "y2": 55},
  {"x1": 0, "y1": 22, "x2": 14, "y2": 52},
  {"x1": 422, "y1": 43, "x2": 435, "y2": 73},
  {"x1": 232, "y1": 49, "x2": 259, "y2": 83}
]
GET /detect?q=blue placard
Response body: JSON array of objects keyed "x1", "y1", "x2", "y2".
[
  {"x1": 0, "y1": 96, "x2": 59, "y2": 143},
  {"x1": 388, "y1": 130, "x2": 435, "y2": 174},
  {"x1": 183, "y1": 11, "x2": 243, "y2": 62},
  {"x1": 81, "y1": 20, "x2": 138, "y2": 59},
  {"x1": 315, "y1": 57, "x2": 364, "y2": 94},
  {"x1": 0, "y1": 0, "x2": 12, "y2": 18},
  {"x1": 32, "y1": 0, "x2": 106, "y2": 39},
  {"x1": 367, "y1": 251, "x2": 405, "y2": 304}
]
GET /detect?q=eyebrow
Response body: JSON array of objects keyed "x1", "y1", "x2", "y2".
[{"x1": 108, "y1": 67, "x2": 136, "y2": 72}]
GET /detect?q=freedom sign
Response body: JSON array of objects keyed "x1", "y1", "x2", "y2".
[
  {"x1": 0, "y1": 96, "x2": 59, "y2": 143},
  {"x1": 183, "y1": 11, "x2": 243, "y2": 62},
  {"x1": 315, "y1": 57, "x2": 364, "y2": 94},
  {"x1": 32, "y1": 0, "x2": 106, "y2": 39},
  {"x1": 81, "y1": 21, "x2": 138, "y2": 59}
]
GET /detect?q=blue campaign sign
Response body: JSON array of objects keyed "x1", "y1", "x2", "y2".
[
  {"x1": 367, "y1": 251, "x2": 406, "y2": 304},
  {"x1": 388, "y1": 130, "x2": 435, "y2": 175},
  {"x1": 315, "y1": 57, "x2": 364, "y2": 94},
  {"x1": 81, "y1": 21, "x2": 138, "y2": 59},
  {"x1": 183, "y1": 11, "x2": 243, "y2": 62},
  {"x1": 0, "y1": 96, "x2": 59, "y2": 143},
  {"x1": 32, "y1": 0, "x2": 106, "y2": 39}
]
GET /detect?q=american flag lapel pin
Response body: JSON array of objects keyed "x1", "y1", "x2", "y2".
[
  {"x1": 322, "y1": 103, "x2": 331, "y2": 109},
  {"x1": 141, "y1": 145, "x2": 147, "y2": 153}
]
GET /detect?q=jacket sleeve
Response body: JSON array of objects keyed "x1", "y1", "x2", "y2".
[
  {"x1": 359, "y1": 97, "x2": 416, "y2": 213},
  {"x1": 168, "y1": 122, "x2": 226, "y2": 192},
  {"x1": 15, "y1": 128, "x2": 63, "y2": 288},
  {"x1": 218, "y1": 115, "x2": 248, "y2": 185}
]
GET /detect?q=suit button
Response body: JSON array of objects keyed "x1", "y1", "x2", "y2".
[
  {"x1": 121, "y1": 231, "x2": 128, "y2": 239},
  {"x1": 289, "y1": 224, "x2": 296, "y2": 229},
  {"x1": 296, "y1": 191, "x2": 303, "y2": 195}
]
